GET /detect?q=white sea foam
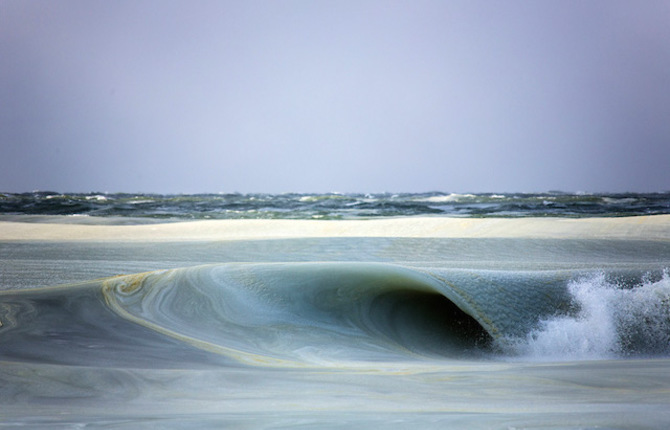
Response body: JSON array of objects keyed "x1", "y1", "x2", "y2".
[
  {"x1": 85, "y1": 194, "x2": 108, "y2": 201},
  {"x1": 602, "y1": 197, "x2": 637, "y2": 205},
  {"x1": 509, "y1": 271, "x2": 670, "y2": 361},
  {"x1": 418, "y1": 194, "x2": 476, "y2": 203},
  {"x1": 298, "y1": 194, "x2": 346, "y2": 202}
]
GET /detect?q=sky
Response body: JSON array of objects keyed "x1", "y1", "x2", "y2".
[{"x1": 1, "y1": 0, "x2": 669, "y2": 194}]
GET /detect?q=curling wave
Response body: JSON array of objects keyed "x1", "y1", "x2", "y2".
[{"x1": 1, "y1": 263, "x2": 668, "y2": 368}]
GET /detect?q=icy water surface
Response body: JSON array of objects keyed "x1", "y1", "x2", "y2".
[{"x1": 1, "y1": 199, "x2": 669, "y2": 428}]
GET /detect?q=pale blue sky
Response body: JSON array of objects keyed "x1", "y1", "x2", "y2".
[{"x1": 2, "y1": 0, "x2": 669, "y2": 193}]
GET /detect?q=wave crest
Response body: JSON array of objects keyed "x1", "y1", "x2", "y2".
[{"x1": 506, "y1": 271, "x2": 670, "y2": 360}]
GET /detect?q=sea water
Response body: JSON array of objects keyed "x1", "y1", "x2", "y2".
[
  {"x1": 2, "y1": 191, "x2": 670, "y2": 219},
  {"x1": 1, "y1": 192, "x2": 669, "y2": 429}
]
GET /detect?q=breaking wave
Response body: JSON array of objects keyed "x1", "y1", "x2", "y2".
[
  {"x1": 506, "y1": 271, "x2": 670, "y2": 360},
  {"x1": 1, "y1": 263, "x2": 668, "y2": 368}
]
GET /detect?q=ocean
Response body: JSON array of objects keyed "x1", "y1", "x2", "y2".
[
  {"x1": 3, "y1": 191, "x2": 670, "y2": 219},
  {"x1": 1, "y1": 192, "x2": 669, "y2": 429}
]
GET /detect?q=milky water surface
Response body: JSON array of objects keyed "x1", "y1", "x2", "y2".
[{"x1": 1, "y1": 216, "x2": 670, "y2": 428}]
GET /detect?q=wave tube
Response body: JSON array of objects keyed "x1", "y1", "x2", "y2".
[{"x1": 3, "y1": 263, "x2": 666, "y2": 367}]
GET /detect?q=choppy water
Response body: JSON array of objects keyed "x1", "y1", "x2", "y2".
[
  {"x1": 1, "y1": 195, "x2": 670, "y2": 429},
  {"x1": 2, "y1": 191, "x2": 670, "y2": 219}
]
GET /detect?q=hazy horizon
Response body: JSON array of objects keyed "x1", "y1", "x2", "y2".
[
  {"x1": 2, "y1": 1, "x2": 669, "y2": 194},
  {"x1": 5, "y1": 189, "x2": 670, "y2": 196}
]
